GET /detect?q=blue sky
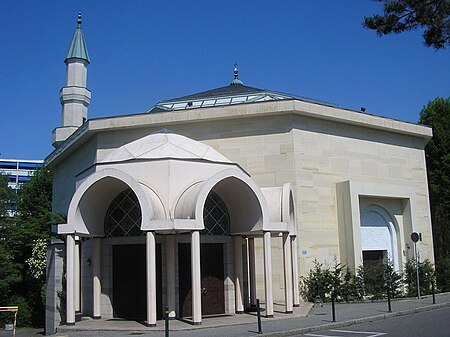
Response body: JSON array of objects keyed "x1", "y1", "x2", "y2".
[{"x1": 1, "y1": 1, "x2": 448, "y2": 160}]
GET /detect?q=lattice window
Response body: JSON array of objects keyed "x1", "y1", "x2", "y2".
[
  {"x1": 202, "y1": 191, "x2": 230, "y2": 235},
  {"x1": 104, "y1": 189, "x2": 143, "y2": 237}
]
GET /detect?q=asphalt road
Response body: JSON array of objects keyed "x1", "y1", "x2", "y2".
[
  {"x1": 299, "y1": 307, "x2": 450, "y2": 337},
  {"x1": 1, "y1": 305, "x2": 449, "y2": 337}
]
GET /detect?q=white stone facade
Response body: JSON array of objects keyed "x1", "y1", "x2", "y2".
[{"x1": 45, "y1": 16, "x2": 433, "y2": 335}]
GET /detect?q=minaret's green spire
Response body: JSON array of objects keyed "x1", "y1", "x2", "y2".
[{"x1": 65, "y1": 12, "x2": 90, "y2": 63}]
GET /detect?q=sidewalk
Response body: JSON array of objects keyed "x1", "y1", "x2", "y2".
[{"x1": 2, "y1": 293, "x2": 449, "y2": 337}]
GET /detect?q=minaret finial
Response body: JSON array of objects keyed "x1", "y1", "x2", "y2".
[
  {"x1": 230, "y1": 62, "x2": 243, "y2": 86},
  {"x1": 77, "y1": 12, "x2": 82, "y2": 26}
]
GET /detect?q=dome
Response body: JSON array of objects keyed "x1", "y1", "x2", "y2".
[{"x1": 100, "y1": 129, "x2": 231, "y2": 164}]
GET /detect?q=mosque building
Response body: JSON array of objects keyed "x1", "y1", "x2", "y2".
[{"x1": 45, "y1": 14, "x2": 434, "y2": 333}]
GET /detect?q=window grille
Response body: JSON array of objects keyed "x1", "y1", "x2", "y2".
[
  {"x1": 202, "y1": 191, "x2": 230, "y2": 235},
  {"x1": 104, "y1": 189, "x2": 143, "y2": 237}
]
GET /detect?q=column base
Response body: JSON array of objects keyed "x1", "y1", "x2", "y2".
[
  {"x1": 293, "y1": 304, "x2": 300, "y2": 307},
  {"x1": 285, "y1": 310, "x2": 293, "y2": 314},
  {"x1": 93, "y1": 316, "x2": 101, "y2": 319},
  {"x1": 192, "y1": 321, "x2": 202, "y2": 326},
  {"x1": 236, "y1": 311, "x2": 244, "y2": 314},
  {"x1": 266, "y1": 315, "x2": 273, "y2": 318},
  {"x1": 66, "y1": 322, "x2": 75, "y2": 326},
  {"x1": 144, "y1": 322, "x2": 157, "y2": 327}
]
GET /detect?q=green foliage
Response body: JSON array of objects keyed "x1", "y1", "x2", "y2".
[
  {"x1": 301, "y1": 258, "x2": 404, "y2": 302},
  {"x1": 404, "y1": 258, "x2": 436, "y2": 296},
  {"x1": 435, "y1": 255, "x2": 450, "y2": 292},
  {"x1": 361, "y1": 260, "x2": 386, "y2": 300},
  {"x1": 8, "y1": 295, "x2": 32, "y2": 327},
  {"x1": 0, "y1": 174, "x2": 15, "y2": 216},
  {"x1": 419, "y1": 97, "x2": 450, "y2": 291},
  {"x1": 300, "y1": 259, "x2": 364, "y2": 303},
  {"x1": 384, "y1": 259, "x2": 403, "y2": 298},
  {"x1": 0, "y1": 169, "x2": 53, "y2": 327},
  {"x1": 340, "y1": 266, "x2": 364, "y2": 302},
  {"x1": 0, "y1": 175, "x2": 19, "y2": 304},
  {"x1": 364, "y1": 0, "x2": 450, "y2": 49},
  {"x1": 300, "y1": 259, "x2": 332, "y2": 302},
  {"x1": 26, "y1": 238, "x2": 47, "y2": 280}
]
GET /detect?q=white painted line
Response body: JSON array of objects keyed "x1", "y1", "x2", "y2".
[
  {"x1": 305, "y1": 334, "x2": 342, "y2": 337},
  {"x1": 331, "y1": 330, "x2": 386, "y2": 337}
]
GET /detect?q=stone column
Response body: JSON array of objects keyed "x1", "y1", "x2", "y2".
[
  {"x1": 248, "y1": 237, "x2": 257, "y2": 307},
  {"x1": 66, "y1": 234, "x2": 76, "y2": 325},
  {"x1": 74, "y1": 239, "x2": 81, "y2": 312},
  {"x1": 263, "y1": 231, "x2": 273, "y2": 317},
  {"x1": 92, "y1": 237, "x2": 102, "y2": 319},
  {"x1": 283, "y1": 233, "x2": 293, "y2": 313},
  {"x1": 191, "y1": 230, "x2": 202, "y2": 325},
  {"x1": 166, "y1": 235, "x2": 176, "y2": 317},
  {"x1": 146, "y1": 231, "x2": 157, "y2": 326},
  {"x1": 234, "y1": 236, "x2": 244, "y2": 313},
  {"x1": 291, "y1": 236, "x2": 300, "y2": 307}
]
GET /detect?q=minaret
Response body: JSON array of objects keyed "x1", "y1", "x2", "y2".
[{"x1": 53, "y1": 13, "x2": 91, "y2": 148}]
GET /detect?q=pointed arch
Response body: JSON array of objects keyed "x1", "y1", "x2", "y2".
[{"x1": 59, "y1": 168, "x2": 164, "y2": 236}]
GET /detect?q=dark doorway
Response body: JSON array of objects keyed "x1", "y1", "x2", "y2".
[
  {"x1": 112, "y1": 244, "x2": 162, "y2": 320},
  {"x1": 178, "y1": 243, "x2": 225, "y2": 317},
  {"x1": 362, "y1": 250, "x2": 386, "y2": 268}
]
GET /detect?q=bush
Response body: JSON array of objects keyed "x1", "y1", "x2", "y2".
[
  {"x1": 435, "y1": 255, "x2": 450, "y2": 292},
  {"x1": 7, "y1": 295, "x2": 32, "y2": 327},
  {"x1": 300, "y1": 259, "x2": 332, "y2": 302},
  {"x1": 340, "y1": 266, "x2": 364, "y2": 302},
  {"x1": 300, "y1": 259, "x2": 364, "y2": 303},
  {"x1": 361, "y1": 260, "x2": 386, "y2": 300},
  {"x1": 300, "y1": 258, "x2": 402, "y2": 302},
  {"x1": 404, "y1": 258, "x2": 436, "y2": 296}
]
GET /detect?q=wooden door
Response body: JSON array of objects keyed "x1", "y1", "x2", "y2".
[
  {"x1": 112, "y1": 244, "x2": 162, "y2": 320},
  {"x1": 178, "y1": 243, "x2": 225, "y2": 317}
]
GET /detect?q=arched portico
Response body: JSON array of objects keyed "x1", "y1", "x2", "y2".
[
  {"x1": 174, "y1": 168, "x2": 272, "y2": 322},
  {"x1": 60, "y1": 168, "x2": 163, "y2": 326},
  {"x1": 57, "y1": 136, "x2": 296, "y2": 327}
]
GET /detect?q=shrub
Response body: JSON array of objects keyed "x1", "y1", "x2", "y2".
[
  {"x1": 435, "y1": 255, "x2": 450, "y2": 292},
  {"x1": 300, "y1": 259, "x2": 364, "y2": 303},
  {"x1": 300, "y1": 259, "x2": 332, "y2": 302},
  {"x1": 404, "y1": 258, "x2": 436, "y2": 296},
  {"x1": 7, "y1": 295, "x2": 32, "y2": 327}
]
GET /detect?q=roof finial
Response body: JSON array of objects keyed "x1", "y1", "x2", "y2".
[
  {"x1": 77, "y1": 12, "x2": 82, "y2": 27},
  {"x1": 230, "y1": 62, "x2": 243, "y2": 86}
]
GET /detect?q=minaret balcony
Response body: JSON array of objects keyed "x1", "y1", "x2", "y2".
[{"x1": 60, "y1": 86, "x2": 91, "y2": 104}]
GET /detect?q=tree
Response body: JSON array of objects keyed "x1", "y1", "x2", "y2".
[
  {"x1": 364, "y1": 0, "x2": 450, "y2": 49},
  {"x1": 0, "y1": 175, "x2": 20, "y2": 304},
  {"x1": 0, "y1": 169, "x2": 53, "y2": 327},
  {"x1": 419, "y1": 97, "x2": 450, "y2": 291}
]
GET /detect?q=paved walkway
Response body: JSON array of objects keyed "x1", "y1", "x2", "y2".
[{"x1": 2, "y1": 293, "x2": 449, "y2": 336}]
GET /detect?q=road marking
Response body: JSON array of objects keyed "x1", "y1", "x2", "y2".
[
  {"x1": 331, "y1": 330, "x2": 386, "y2": 337},
  {"x1": 304, "y1": 333, "x2": 343, "y2": 337},
  {"x1": 305, "y1": 330, "x2": 386, "y2": 337}
]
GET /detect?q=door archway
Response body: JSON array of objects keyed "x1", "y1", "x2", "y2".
[{"x1": 360, "y1": 205, "x2": 399, "y2": 271}]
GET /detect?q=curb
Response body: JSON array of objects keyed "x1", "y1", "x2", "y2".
[{"x1": 264, "y1": 302, "x2": 450, "y2": 337}]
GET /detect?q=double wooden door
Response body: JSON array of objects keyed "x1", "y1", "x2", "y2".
[
  {"x1": 178, "y1": 243, "x2": 225, "y2": 317},
  {"x1": 112, "y1": 244, "x2": 162, "y2": 320}
]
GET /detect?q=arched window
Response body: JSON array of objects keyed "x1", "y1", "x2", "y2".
[
  {"x1": 104, "y1": 189, "x2": 143, "y2": 237},
  {"x1": 360, "y1": 205, "x2": 399, "y2": 271},
  {"x1": 202, "y1": 191, "x2": 230, "y2": 235}
]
